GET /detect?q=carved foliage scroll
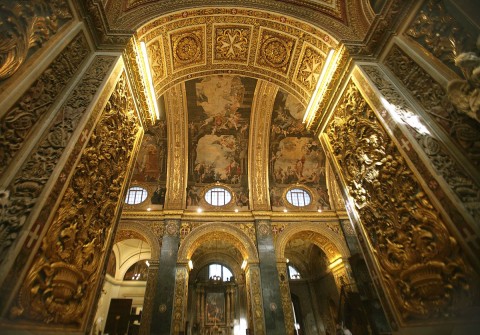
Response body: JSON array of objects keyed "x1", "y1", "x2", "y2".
[
  {"x1": 0, "y1": 32, "x2": 89, "y2": 175},
  {"x1": 172, "y1": 266, "x2": 189, "y2": 333},
  {"x1": 384, "y1": 45, "x2": 480, "y2": 170},
  {"x1": 246, "y1": 265, "x2": 265, "y2": 335},
  {"x1": 277, "y1": 263, "x2": 294, "y2": 335},
  {"x1": 0, "y1": 56, "x2": 115, "y2": 266},
  {"x1": 0, "y1": 0, "x2": 72, "y2": 81},
  {"x1": 326, "y1": 81, "x2": 478, "y2": 323},
  {"x1": 10, "y1": 73, "x2": 140, "y2": 326},
  {"x1": 405, "y1": 0, "x2": 476, "y2": 76}
]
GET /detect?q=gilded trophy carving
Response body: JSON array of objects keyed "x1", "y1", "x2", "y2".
[
  {"x1": 0, "y1": 0, "x2": 72, "y2": 81},
  {"x1": 9, "y1": 73, "x2": 140, "y2": 326},
  {"x1": 325, "y1": 81, "x2": 478, "y2": 323}
]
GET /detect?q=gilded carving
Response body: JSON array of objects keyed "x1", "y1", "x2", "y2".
[
  {"x1": 405, "y1": 0, "x2": 476, "y2": 75},
  {"x1": 146, "y1": 38, "x2": 166, "y2": 85},
  {"x1": 166, "y1": 220, "x2": 179, "y2": 236},
  {"x1": 172, "y1": 266, "x2": 189, "y2": 333},
  {"x1": 0, "y1": 56, "x2": 115, "y2": 267},
  {"x1": 256, "y1": 29, "x2": 296, "y2": 75},
  {"x1": 325, "y1": 80, "x2": 479, "y2": 322},
  {"x1": 0, "y1": 33, "x2": 89, "y2": 175},
  {"x1": 214, "y1": 25, "x2": 251, "y2": 63},
  {"x1": 164, "y1": 83, "x2": 187, "y2": 209},
  {"x1": 295, "y1": 44, "x2": 324, "y2": 92},
  {"x1": 10, "y1": 72, "x2": 140, "y2": 325},
  {"x1": 246, "y1": 265, "x2": 265, "y2": 335},
  {"x1": 0, "y1": 0, "x2": 72, "y2": 81},
  {"x1": 256, "y1": 221, "x2": 270, "y2": 237},
  {"x1": 170, "y1": 27, "x2": 205, "y2": 70},
  {"x1": 249, "y1": 80, "x2": 278, "y2": 210},
  {"x1": 371, "y1": 60, "x2": 480, "y2": 223},
  {"x1": 277, "y1": 262, "x2": 294, "y2": 335}
]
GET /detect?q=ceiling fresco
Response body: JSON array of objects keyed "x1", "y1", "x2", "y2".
[
  {"x1": 269, "y1": 90, "x2": 330, "y2": 209},
  {"x1": 186, "y1": 75, "x2": 257, "y2": 208}
]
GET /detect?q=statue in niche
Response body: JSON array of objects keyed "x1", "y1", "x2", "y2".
[{"x1": 447, "y1": 35, "x2": 480, "y2": 122}]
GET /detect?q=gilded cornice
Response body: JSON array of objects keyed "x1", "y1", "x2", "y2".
[
  {"x1": 249, "y1": 80, "x2": 278, "y2": 210},
  {"x1": 122, "y1": 36, "x2": 156, "y2": 127},
  {"x1": 163, "y1": 83, "x2": 188, "y2": 209}
]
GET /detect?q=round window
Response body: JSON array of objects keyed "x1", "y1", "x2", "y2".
[
  {"x1": 286, "y1": 188, "x2": 311, "y2": 207},
  {"x1": 125, "y1": 186, "x2": 148, "y2": 205},
  {"x1": 204, "y1": 187, "x2": 232, "y2": 206}
]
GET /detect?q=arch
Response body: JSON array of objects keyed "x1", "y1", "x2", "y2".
[
  {"x1": 178, "y1": 222, "x2": 259, "y2": 264},
  {"x1": 276, "y1": 222, "x2": 350, "y2": 263},
  {"x1": 117, "y1": 221, "x2": 161, "y2": 259},
  {"x1": 189, "y1": 252, "x2": 243, "y2": 283}
]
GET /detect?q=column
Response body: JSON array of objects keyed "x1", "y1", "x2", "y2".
[
  {"x1": 254, "y1": 219, "x2": 287, "y2": 335},
  {"x1": 150, "y1": 220, "x2": 181, "y2": 335},
  {"x1": 139, "y1": 259, "x2": 159, "y2": 335}
]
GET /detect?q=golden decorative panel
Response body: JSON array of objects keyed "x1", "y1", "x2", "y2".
[
  {"x1": 9, "y1": 72, "x2": 140, "y2": 326},
  {"x1": 172, "y1": 266, "x2": 189, "y2": 333},
  {"x1": 295, "y1": 43, "x2": 325, "y2": 92},
  {"x1": 213, "y1": 24, "x2": 251, "y2": 64},
  {"x1": 146, "y1": 38, "x2": 167, "y2": 86},
  {"x1": 169, "y1": 26, "x2": 206, "y2": 71},
  {"x1": 0, "y1": 0, "x2": 72, "y2": 81},
  {"x1": 255, "y1": 28, "x2": 296, "y2": 75},
  {"x1": 277, "y1": 262, "x2": 295, "y2": 335},
  {"x1": 325, "y1": 80, "x2": 479, "y2": 324}
]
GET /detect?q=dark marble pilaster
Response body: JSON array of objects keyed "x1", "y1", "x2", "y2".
[
  {"x1": 255, "y1": 219, "x2": 287, "y2": 335},
  {"x1": 150, "y1": 220, "x2": 181, "y2": 335}
]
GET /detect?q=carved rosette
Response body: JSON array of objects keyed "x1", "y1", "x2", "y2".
[
  {"x1": 0, "y1": 0, "x2": 72, "y2": 81},
  {"x1": 170, "y1": 27, "x2": 205, "y2": 70},
  {"x1": 256, "y1": 29, "x2": 296, "y2": 75},
  {"x1": 295, "y1": 44, "x2": 324, "y2": 92},
  {"x1": 0, "y1": 32, "x2": 89, "y2": 175},
  {"x1": 325, "y1": 80, "x2": 478, "y2": 323},
  {"x1": 214, "y1": 25, "x2": 251, "y2": 63},
  {"x1": 9, "y1": 73, "x2": 140, "y2": 326}
]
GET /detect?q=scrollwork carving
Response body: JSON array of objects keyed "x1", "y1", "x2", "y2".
[
  {"x1": 0, "y1": 56, "x2": 115, "y2": 266},
  {"x1": 362, "y1": 66, "x2": 480, "y2": 223},
  {"x1": 0, "y1": 33, "x2": 89, "y2": 175},
  {"x1": 0, "y1": 0, "x2": 72, "y2": 80},
  {"x1": 384, "y1": 45, "x2": 480, "y2": 170},
  {"x1": 325, "y1": 81, "x2": 479, "y2": 322},
  {"x1": 9, "y1": 72, "x2": 139, "y2": 326}
]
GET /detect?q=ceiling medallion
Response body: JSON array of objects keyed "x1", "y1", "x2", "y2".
[
  {"x1": 257, "y1": 29, "x2": 296, "y2": 74},
  {"x1": 171, "y1": 28, "x2": 205, "y2": 69}
]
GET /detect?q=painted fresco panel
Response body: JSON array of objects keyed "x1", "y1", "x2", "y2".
[
  {"x1": 186, "y1": 75, "x2": 257, "y2": 208},
  {"x1": 269, "y1": 90, "x2": 330, "y2": 208}
]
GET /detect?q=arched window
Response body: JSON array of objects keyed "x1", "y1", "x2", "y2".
[
  {"x1": 125, "y1": 186, "x2": 148, "y2": 204},
  {"x1": 204, "y1": 187, "x2": 232, "y2": 206},
  {"x1": 209, "y1": 263, "x2": 233, "y2": 281},
  {"x1": 286, "y1": 188, "x2": 311, "y2": 207},
  {"x1": 288, "y1": 265, "x2": 301, "y2": 280}
]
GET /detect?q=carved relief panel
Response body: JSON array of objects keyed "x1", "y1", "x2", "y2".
[
  {"x1": 324, "y1": 79, "x2": 479, "y2": 326},
  {"x1": 7, "y1": 71, "x2": 141, "y2": 330}
]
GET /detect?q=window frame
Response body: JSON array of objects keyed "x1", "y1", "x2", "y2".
[{"x1": 125, "y1": 186, "x2": 148, "y2": 205}]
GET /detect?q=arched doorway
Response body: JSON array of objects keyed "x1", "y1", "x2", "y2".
[{"x1": 177, "y1": 222, "x2": 260, "y2": 335}]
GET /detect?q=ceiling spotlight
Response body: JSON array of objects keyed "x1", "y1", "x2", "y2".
[
  {"x1": 317, "y1": 208, "x2": 322, "y2": 213},
  {"x1": 283, "y1": 208, "x2": 288, "y2": 213},
  {"x1": 235, "y1": 209, "x2": 239, "y2": 213},
  {"x1": 147, "y1": 207, "x2": 152, "y2": 211},
  {"x1": 197, "y1": 207, "x2": 203, "y2": 213}
]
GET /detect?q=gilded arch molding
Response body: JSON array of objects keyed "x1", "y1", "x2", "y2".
[
  {"x1": 177, "y1": 222, "x2": 259, "y2": 263},
  {"x1": 275, "y1": 222, "x2": 350, "y2": 262},
  {"x1": 117, "y1": 221, "x2": 161, "y2": 259}
]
